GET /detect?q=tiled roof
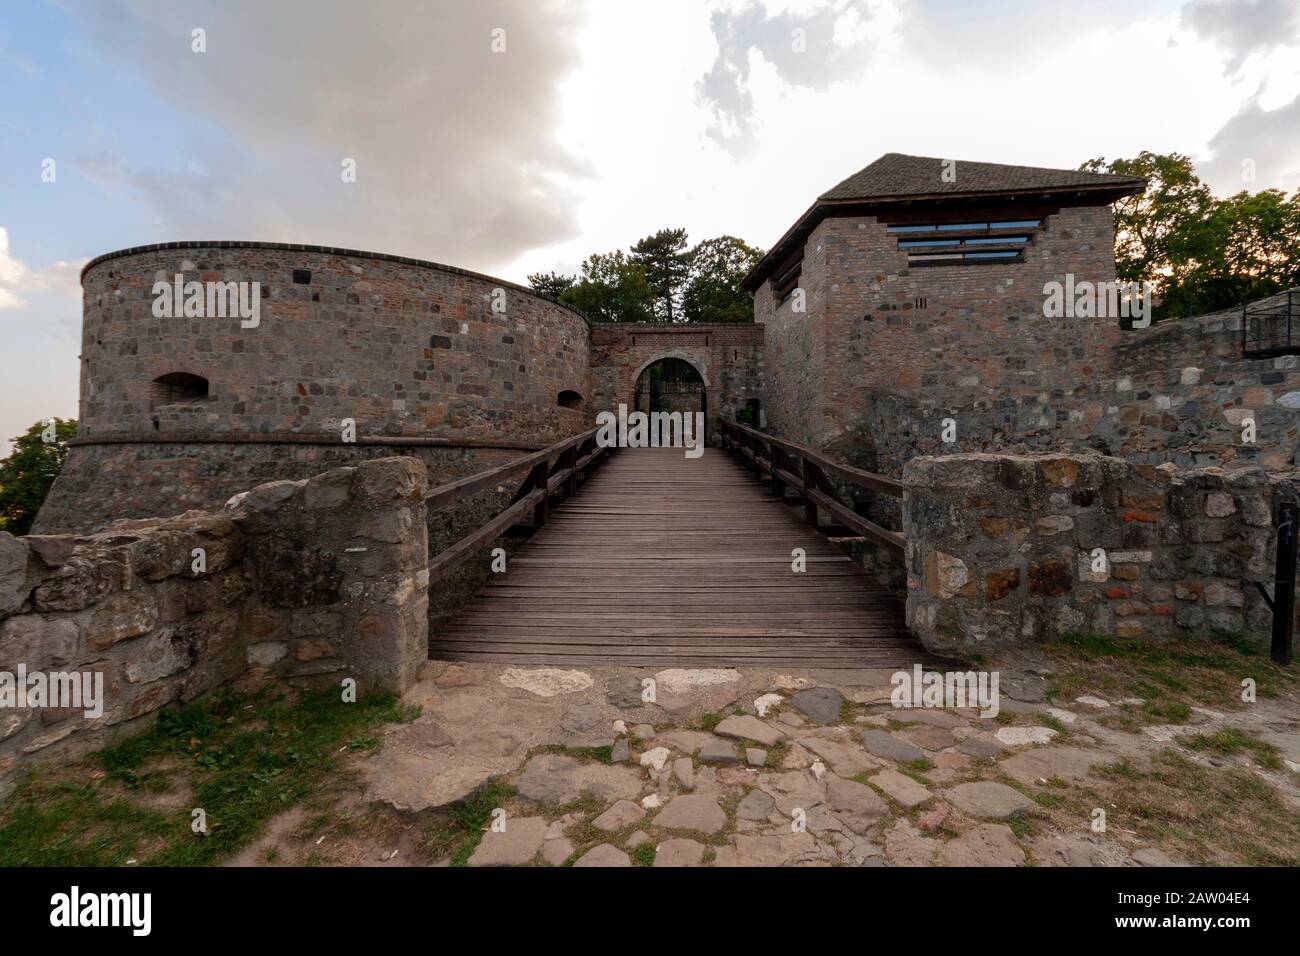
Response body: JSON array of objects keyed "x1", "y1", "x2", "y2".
[{"x1": 819, "y1": 152, "x2": 1147, "y2": 201}]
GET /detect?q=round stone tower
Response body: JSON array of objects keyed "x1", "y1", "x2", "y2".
[{"x1": 36, "y1": 241, "x2": 591, "y2": 533}]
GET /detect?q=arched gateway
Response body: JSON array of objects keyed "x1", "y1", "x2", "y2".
[{"x1": 587, "y1": 323, "x2": 764, "y2": 445}]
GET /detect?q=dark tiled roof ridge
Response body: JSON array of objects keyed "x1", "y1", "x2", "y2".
[{"x1": 819, "y1": 152, "x2": 1147, "y2": 202}]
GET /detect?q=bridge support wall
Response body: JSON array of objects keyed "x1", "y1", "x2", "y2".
[{"x1": 902, "y1": 451, "x2": 1298, "y2": 657}]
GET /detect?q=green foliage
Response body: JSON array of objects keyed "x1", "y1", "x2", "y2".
[
  {"x1": 525, "y1": 270, "x2": 575, "y2": 300},
  {"x1": 0, "y1": 417, "x2": 77, "y2": 535},
  {"x1": 1184, "y1": 727, "x2": 1283, "y2": 770},
  {"x1": 682, "y1": 235, "x2": 765, "y2": 323},
  {"x1": 631, "y1": 227, "x2": 692, "y2": 322},
  {"x1": 419, "y1": 781, "x2": 518, "y2": 866},
  {"x1": 557, "y1": 250, "x2": 657, "y2": 324},
  {"x1": 0, "y1": 686, "x2": 414, "y2": 866},
  {"x1": 1081, "y1": 151, "x2": 1300, "y2": 320},
  {"x1": 529, "y1": 229, "x2": 764, "y2": 325}
]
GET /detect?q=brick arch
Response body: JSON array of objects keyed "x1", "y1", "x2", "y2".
[
  {"x1": 587, "y1": 323, "x2": 765, "y2": 446},
  {"x1": 630, "y1": 352, "x2": 711, "y2": 389}
]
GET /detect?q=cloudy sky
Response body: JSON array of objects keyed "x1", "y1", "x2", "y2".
[{"x1": 1, "y1": 0, "x2": 1298, "y2": 453}]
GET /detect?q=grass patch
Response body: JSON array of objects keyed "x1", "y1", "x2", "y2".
[
  {"x1": 1143, "y1": 700, "x2": 1192, "y2": 724},
  {"x1": 694, "y1": 712, "x2": 723, "y2": 732},
  {"x1": 419, "y1": 781, "x2": 518, "y2": 866},
  {"x1": 1042, "y1": 750, "x2": 1300, "y2": 865},
  {"x1": 1004, "y1": 813, "x2": 1037, "y2": 838},
  {"x1": 763, "y1": 741, "x2": 789, "y2": 768},
  {"x1": 1046, "y1": 632, "x2": 1297, "y2": 727},
  {"x1": 0, "y1": 686, "x2": 416, "y2": 867},
  {"x1": 631, "y1": 842, "x2": 656, "y2": 866},
  {"x1": 1037, "y1": 713, "x2": 1071, "y2": 738},
  {"x1": 1183, "y1": 728, "x2": 1283, "y2": 770}
]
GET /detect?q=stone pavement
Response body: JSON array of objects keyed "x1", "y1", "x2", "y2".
[{"x1": 360, "y1": 657, "x2": 1300, "y2": 867}]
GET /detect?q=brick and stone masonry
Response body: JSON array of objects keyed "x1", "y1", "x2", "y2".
[
  {"x1": 903, "y1": 452, "x2": 1295, "y2": 656},
  {"x1": 1, "y1": 456, "x2": 430, "y2": 799},
  {"x1": 36, "y1": 242, "x2": 591, "y2": 534},
  {"x1": 588, "y1": 323, "x2": 764, "y2": 444}
]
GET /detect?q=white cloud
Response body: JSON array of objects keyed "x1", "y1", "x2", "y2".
[
  {"x1": 65, "y1": 0, "x2": 595, "y2": 272},
  {"x1": 0, "y1": 227, "x2": 34, "y2": 308},
  {"x1": 0, "y1": 227, "x2": 85, "y2": 309},
  {"x1": 1181, "y1": 0, "x2": 1300, "y2": 74},
  {"x1": 1199, "y1": 91, "x2": 1300, "y2": 193}
]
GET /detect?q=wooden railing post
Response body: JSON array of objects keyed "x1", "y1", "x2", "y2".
[
  {"x1": 802, "y1": 456, "x2": 820, "y2": 528},
  {"x1": 521, "y1": 460, "x2": 550, "y2": 529},
  {"x1": 563, "y1": 445, "x2": 578, "y2": 499},
  {"x1": 771, "y1": 443, "x2": 783, "y2": 498}
]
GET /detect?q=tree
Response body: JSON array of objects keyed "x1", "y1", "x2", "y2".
[
  {"x1": 682, "y1": 235, "x2": 765, "y2": 323},
  {"x1": 558, "y1": 251, "x2": 657, "y2": 324},
  {"x1": 0, "y1": 418, "x2": 77, "y2": 535},
  {"x1": 630, "y1": 228, "x2": 692, "y2": 322},
  {"x1": 1081, "y1": 151, "x2": 1300, "y2": 320},
  {"x1": 540, "y1": 228, "x2": 764, "y2": 325},
  {"x1": 526, "y1": 271, "x2": 575, "y2": 300}
]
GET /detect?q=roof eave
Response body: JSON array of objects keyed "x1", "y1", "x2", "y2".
[{"x1": 741, "y1": 179, "x2": 1148, "y2": 293}]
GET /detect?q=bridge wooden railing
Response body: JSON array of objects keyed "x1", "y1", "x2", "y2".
[
  {"x1": 720, "y1": 420, "x2": 904, "y2": 556},
  {"x1": 426, "y1": 427, "x2": 612, "y2": 582}
]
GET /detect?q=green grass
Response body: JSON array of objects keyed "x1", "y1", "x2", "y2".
[
  {"x1": 1037, "y1": 713, "x2": 1070, "y2": 738},
  {"x1": 1143, "y1": 700, "x2": 1192, "y2": 723},
  {"x1": 695, "y1": 712, "x2": 723, "y2": 731},
  {"x1": 631, "y1": 842, "x2": 656, "y2": 866},
  {"x1": 1046, "y1": 632, "x2": 1297, "y2": 726},
  {"x1": 1183, "y1": 727, "x2": 1283, "y2": 770},
  {"x1": 1004, "y1": 813, "x2": 1037, "y2": 838},
  {"x1": 420, "y1": 782, "x2": 519, "y2": 866},
  {"x1": 0, "y1": 686, "x2": 416, "y2": 867}
]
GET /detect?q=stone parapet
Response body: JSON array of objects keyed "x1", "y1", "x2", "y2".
[{"x1": 902, "y1": 452, "x2": 1298, "y2": 657}]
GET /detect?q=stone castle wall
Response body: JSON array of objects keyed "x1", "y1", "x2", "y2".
[
  {"x1": 2, "y1": 457, "x2": 430, "y2": 799},
  {"x1": 36, "y1": 241, "x2": 592, "y2": 535},
  {"x1": 754, "y1": 209, "x2": 1300, "y2": 484},
  {"x1": 902, "y1": 452, "x2": 1297, "y2": 656}
]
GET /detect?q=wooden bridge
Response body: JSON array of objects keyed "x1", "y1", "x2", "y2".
[{"x1": 426, "y1": 423, "x2": 934, "y2": 668}]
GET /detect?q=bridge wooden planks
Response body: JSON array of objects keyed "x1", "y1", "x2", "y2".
[{"x1": 428, "y1": 445, "x2": 937, "y2": 668}]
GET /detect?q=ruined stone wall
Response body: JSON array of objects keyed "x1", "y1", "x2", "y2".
[
  {"x1": 1101, "y1": 291, "x2": 1300, "y2": 470},
  {"x1": 588, "y1": 323, "x2": 764, "y2": 443},
  {"x1": 1, "y1": 457, "x2": 429, "y2": 799},
  {"x1": 35, "y1": 439, "x2": 519, "y2": 535},
  {"x1": 902, "y1": 452, "x2": 1298, "y2": 657}
]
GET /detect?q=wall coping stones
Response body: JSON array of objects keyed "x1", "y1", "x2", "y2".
[{"x1": 79, "y1": 240, "x2": 591, "y2": 326}]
